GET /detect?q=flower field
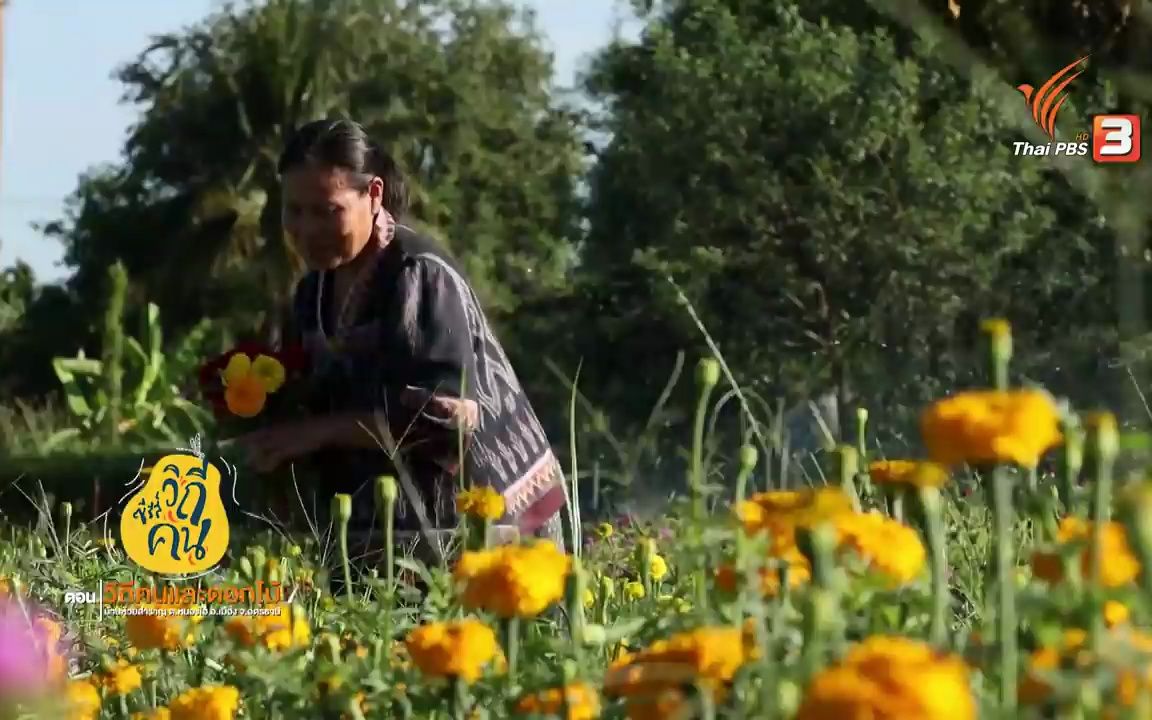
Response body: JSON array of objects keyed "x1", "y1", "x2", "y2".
[{"x1": 4, "y1": 319, "x2": 1152, "y2": 719}]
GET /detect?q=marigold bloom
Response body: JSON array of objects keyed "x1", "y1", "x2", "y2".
[
  {"x1": 66, "y1": 680, "x2": 101, "y2": 720},
  {"x1": 595, "y1": 523, "x2": 615, "y2": 540},
  {"x1": 404, "y1": 618, "x2": 500, "y2": 683},
  {"x1": 624, "y1": 581, "x2": 645, "y2": 600},
  {"x1": 624, "y1": 689, "x2": 686, "y2": 720},
  {"x1": 835, "y1": 511, "x2": 927, "y2": 586},
  {"x1": 737, "y1": 488, "x2": 854, "y2": 554},
  {"x1": 1031, "y1": 516, "x2": 1140, "y2": 588},
  {"x1": 224, "y1": 604, "x2": 310, "y2": 651},
  {"x1": 249, "y1": 354, "x2": 286, "y2": 393},
  {"x1": 868, "y1": 460, "x2": 949, "y2": 488},
  {"x1": 99, "y1": 659, "x2": 144, "y2": 696},
  {"x1": 132, "y1": 710, "x2": 172, "y2": 720},
  {"x1": 125, "y1": 607, "x2": 195, "y2": 650},
  {"x1": 795, "y1": 636, "x2": 975, "y2": 720},
  {"x1": 456, "y1": 486, "x2": 506, "y2": 521},
  {"x1": 168, "y1": 684, "x2": 241, "y2": 720},
  {"x1": 648, "y1": 555, "x2": 669, "y2": 581},
  {"x1": 1105, "y1": 601, "x2": 1130, "y2": 628},
  {"x1": 715, "y1": 550, "x2": 811, "y2": 597},
  {"x1": 454, "y1": 541, "x2": 572, "y2": 618},
  {"x1": 920, "y1": 389, "x2": 1062, "y2": 468},
  {"x1": 605, "y1": 627, "x2": 749, "y2": 699},
  {"x1": 224, "y1": 374, "x2": 267, "y2": 418},
  {"x1": 515, "y1": 682, "x2": 601, "y2": 719}
]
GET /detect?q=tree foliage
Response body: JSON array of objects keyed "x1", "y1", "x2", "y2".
[{"x1": 43, "y1": 0, "x2": 584, "y2": 344}]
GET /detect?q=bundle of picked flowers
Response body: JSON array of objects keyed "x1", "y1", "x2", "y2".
[{"x1": 197, "y1": 341, "x2": 309, "y2": 431}]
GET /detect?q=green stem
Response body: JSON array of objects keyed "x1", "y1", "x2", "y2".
[
  {"x1": 449, "y1": 676, "x2": 468, "y2": 720},
  {"x1": 339, "y1": 518, "x2": 353, "y2": 599},
  {"x1": 502, "y1": 618, "x2": 521, "y2": 688},
  {"x1": 920, "y1": 487, "x2": 950, "y2": 648},
  {"x1": 690, "y1": 372, "x2": 716, "y2": 612},
  {"x1": 991, "y1": 467, "x2": 1017, "y2": 713}
]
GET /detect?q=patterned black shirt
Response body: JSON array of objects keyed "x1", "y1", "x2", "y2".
[{"x1": 289, "y1": 218, "x2": 567, "y2": 545}]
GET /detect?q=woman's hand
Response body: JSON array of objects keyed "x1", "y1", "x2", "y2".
[{"x1": 236, "y1": 418, "x2": 335, "y2": 473}]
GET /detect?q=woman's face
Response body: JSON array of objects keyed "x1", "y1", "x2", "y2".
[{"x1": 282, "y1": 164, "x2": 384, "y2": 271}]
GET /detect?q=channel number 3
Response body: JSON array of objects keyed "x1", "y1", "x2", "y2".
[{"x1": 1092, "y1": 115, "x2": 1141, "y2": 163}]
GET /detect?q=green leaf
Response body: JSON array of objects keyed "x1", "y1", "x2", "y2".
[{"x1": 51, "y1": 357, "x2": 100, "y2": 418}]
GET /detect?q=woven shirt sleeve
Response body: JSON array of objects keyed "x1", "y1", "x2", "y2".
[{"x1": 378, "y1": 256, "x2": 481, "y2": 473}]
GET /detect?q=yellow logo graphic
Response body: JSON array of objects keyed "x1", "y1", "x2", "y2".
[{"x1": 120, "y1": 440, "x2": 230, "y2": 576}]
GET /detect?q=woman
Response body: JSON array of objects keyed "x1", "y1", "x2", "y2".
[{"x1": 236, "y1": 119, "x2": 567, "y2": 563}]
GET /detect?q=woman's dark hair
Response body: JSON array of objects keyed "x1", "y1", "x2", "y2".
[{"x1": 277, "y1": 118, "x2": 410, "y2": 216}]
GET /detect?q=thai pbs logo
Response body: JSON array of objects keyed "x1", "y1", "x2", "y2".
[{"x1": 1012, "y1": 55, "x2": 1141, "y2": 163}]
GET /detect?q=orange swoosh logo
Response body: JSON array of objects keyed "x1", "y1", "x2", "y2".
[{"x1": 1016, "y1": 55, "x2": 1090, "y2": 139}]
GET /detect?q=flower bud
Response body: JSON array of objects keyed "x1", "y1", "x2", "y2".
[
  {"x1": 288, "y1": 544, "x2": 302, "y2": 559},
  {"x1": 980, "y1": 318, "x2": 1013, "y2": 361},
  {"x1": 855, "y1": 407, "x2": 869, "y2": 425},
  {"x1": 696, "y1": 357, "x2": 720, "y2": 389},
  {"x1": 332, "y1": 494, "x2": 352, "y2": 523},
  {"x1": 375, "y1": 475, "x2": 398, "y2": 508},
  {"x1": 1086, "y1": 411, "x2": 1119, "y2": 462},
  {"x1": 739, "y1": 445, "x2": 759, "y2": 473},
  {"x1": 238, "y1": 557, "x2": 254, "y2": 579},
  {"x1": 599, "y1": 576, "x2": 616, "y2": 599},
  {"x1": 60, "y1": 502, "x2": 73, "y2": 522},
  {"x1": 249, "y1": 546, "x2": 267, "y2": 575}
]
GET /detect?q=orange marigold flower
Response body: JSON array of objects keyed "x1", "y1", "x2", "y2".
[
  {"x1": 515, "y1": 682, "x2": 601, "y2": 719},
  {"x1": 168, "y1": 684, "x2": 241, "y2": 720},
  {"x1": 125, "y1": 606, "x2": 195, "y2": 650},
  {"x1": 796, "y1": 636, "x2": 975, "y2": 720},
  {"x1": 454, "y1": 540, "x2": 572, "y2": 618},
  {"x1": 604, "y1": 627, "x2": 748, "y2": 699},
  {"x1": 1031, "y1": 516, "x2": 1140, "y2": 588},
  {"x1": 868, "y1": 460, "x2": 950, "y2": 488},
  {"x1": 224, "y1": 374, "x2": 267, "y2": 418},
  {"x1": 920, "y1": 389, "x2": 1062, "y2": 468},
  {"x1": 835, "y1": 511, "x2": 927, "y2": 586},
  {"x1": 456, "y1": 486, "x2": 506, "y2": 521},
  {"x1": 404, "y1": 618, "x2": 500, "y2": 683}
]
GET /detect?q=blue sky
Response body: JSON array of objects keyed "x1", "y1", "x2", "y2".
[{"x1": 0, "y1": 0, "x2": 634, "y2": 283}]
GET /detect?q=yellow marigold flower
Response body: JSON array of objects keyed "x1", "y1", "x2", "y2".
[
  {"x1": 0, "y1": 575, "x2": 12, "y2": 598},
  {"x1": 404, "y1": 618, "x2": 500, "y2": 683},
  {"x1": 624, "y1": 689, "x2": 685, "y2": 720},
  {"x1": 583, "y1": 588, "x2": 596, "y2": 608},
  {"x1": 454, "y1": 541, "x2": 572, "y2": 618},
  {"x1": 132, "y1": 710, "x2": 172, "y2": 720},
  {"x1": 125, "y1": 607, "x2": 194, "y2": 650},
  {"x1": 66, "y1": 680, "x2": 101, "y2": 720},
  {"x1": 623, "y1": 581, "x2": 645, "y2": 600},
  {"x1": 249, "y1": 354, "x2": 286, "y2": 393},
  {"x1": 1031, "y1": 516, "x2": 1140, "y2": 588},
  {"x1": 595, "y1": 523, "x2": 614, "y2": 540},
  {"x1": 868, "y1": 460, "x2": 949, "y2": 488},
  {"x1": 515, "y1": 682, "x2": 601, "y2": 719},
  {"x1": 605, "y1": 627, "x2": 748, "y2": 699},
  {"x1": 455, "y1": 486, "x2": 506, "y2": 521},
  {"x1": 648, "y1": 555, "x2": 669, "y2": 582},
  {"x1": 738, "y1": 488, "x2": 854, "y2": 546},
  {"x1": 1105, "y1": 600, "x2": 1130, "y2": 628},
  {"x1": 224, "y1": 604, "x2": 310, "y2": 651},
  {"x1": 920, "y1": 389, "x2": 1062, "y2": 468},
  {"x1": 835, "y1": 511, "x2": 927, "y2": 586},
  {"x1": 99, "y1": 659, "x2": 144, "y2": 696},
  {"x1": 168, "y1": 685, "x2": 241, "y2": 720},
  {"x1": 222, "y1": 353, "x2": 252, "y2": 384},
  {"x1": 715, "y1": 557, "x2": 811, "y2": 597},
  {"x1": 796, "y1": 636, "x2": 975, "y2": 720}
]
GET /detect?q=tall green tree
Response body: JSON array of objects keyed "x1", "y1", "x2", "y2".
[
  {"x1": 43, "y1": 0, "x2": 583, "y2": 344},
  {"x1": 571, "y1": 0, "x2": 1117, "y2": 436}
]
